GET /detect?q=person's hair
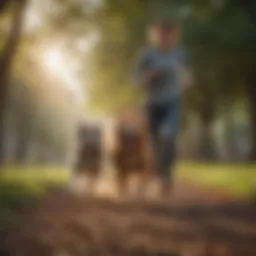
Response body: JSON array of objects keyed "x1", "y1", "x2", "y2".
[{"x1": 147, "y1": 18, "x2": 181, "y2": 46}]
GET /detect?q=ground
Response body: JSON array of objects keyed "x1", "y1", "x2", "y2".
[{"x1": 0, "y1": 164, "x2": 256, "y2": 256}]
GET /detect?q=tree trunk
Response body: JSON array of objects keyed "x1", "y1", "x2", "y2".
[
  {"x1": 246, "y1": 80, "x2": 256, "y2": 161},
  {"x1": 0, "y1": 0, "x2": 27, "y2": 165},
  {"x1": 197, "y1": 102, "x2": 216, "y2": 161},
  {"x1": 199, "y1": 120, "x2": 215, "y2": 161},
  {"x1": 223, "y1": 105, "x2": 237, "y2": 161},
  {"x1": 14, "y1": 115, "x2": 31, "y2": 164}
]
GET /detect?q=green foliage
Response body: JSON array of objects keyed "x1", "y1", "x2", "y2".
[
  {"x1": 89, "y1": 0, "x2": 148, "y2": 111},
  {"x1": 90, "y1": 0, "x2": 256, "y2": 111},
  {"x1": 1, "y1": 0, "x2": 255, "y2": 161}
]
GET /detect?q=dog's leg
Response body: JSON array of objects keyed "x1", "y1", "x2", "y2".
[
  {"x1": 135, "y1": 170, "x2": 150, "y2": 200},
  {"x1": 116, "y1": 170, "x2": 128, "y2": 198}
]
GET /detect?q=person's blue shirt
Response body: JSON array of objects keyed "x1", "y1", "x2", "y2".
[{"x1": 133, "y1": 46, "x2": 188, "y2": 105}]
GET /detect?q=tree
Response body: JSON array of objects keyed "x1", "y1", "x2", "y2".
[
  {"x1": 186, "y1": 0, "x2": 256, "y2": 160},
  {"x1": 0, "y1": 0, "x2": 28, "y2": 165},
  {"x1": 0, "y1": 0, "x2": 98, "y2": 165}
]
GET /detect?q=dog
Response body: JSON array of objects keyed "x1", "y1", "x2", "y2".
[
  {"x1": 113, "y1": 114, "x2": 152, "y2": 197},
  {"x1": 73, "y1": 123, "x2": 103, "y2": 192}
]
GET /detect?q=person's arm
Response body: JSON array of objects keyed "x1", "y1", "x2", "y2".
[{"x1": 132, "y1": 48, "x2": 162, "y2": 89}]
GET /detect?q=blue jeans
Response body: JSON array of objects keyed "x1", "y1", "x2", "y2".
[{"x1": 146, "y1": 100, "x2": 181, "y2": 181}]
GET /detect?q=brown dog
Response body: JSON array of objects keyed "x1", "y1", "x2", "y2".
[
  {"x1": 73, "y1": 123, "x2": 103, "y2": 192},
  {"x1": 113, "y1": 113, "x2": 152, "y2": 197}
]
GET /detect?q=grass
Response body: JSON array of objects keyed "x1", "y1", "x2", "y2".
[
  {"x1": 177, "y1": 163, "x2": 256, "y2": 198},
  {"x1": 0, "y1": 163, "x2": 254, "y2": 229},
  {"x1": 0, "y1": 164, "x2": 255, "y2": 198},
  {"x1": 0, "y1": 163, "x2": 255, "y2": 217},
  {"x1": 0, "y1": 165, "x2": 70, "y2": 186},
  {"x1": 0, "y1": 165, "x2": 69, "y2": 225}
]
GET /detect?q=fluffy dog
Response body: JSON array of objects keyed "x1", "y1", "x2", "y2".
[
  {"x1": 113, "y1": 115, "x2": 152, "y2": 197},
  {"x1": 73, "y1": 123, "x2": 103, "y2": 192}
]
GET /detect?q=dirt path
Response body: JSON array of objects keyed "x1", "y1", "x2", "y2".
[{"x1": 2, "y1": 180, "x2": 256, "y2": 256}]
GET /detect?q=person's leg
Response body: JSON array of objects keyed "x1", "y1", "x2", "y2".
[
  {"x1": 159, "y1": 136, "x2": 177, "y2": 197},
  {"x1": 158, "y1": 101, "x2": 181, "y2": 197},
  {"x1": 146, "y1": 105, "x2": 163, "y2": 173}
]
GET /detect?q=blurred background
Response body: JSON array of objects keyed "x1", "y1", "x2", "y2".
[
  {"x1": 0, "y1": 1, "x2": 256, "y2": 255},
  {"x1": 0, "y1": 0, "x2": 255, "y2": 206}
]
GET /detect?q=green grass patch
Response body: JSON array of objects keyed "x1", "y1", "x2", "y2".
[
  {"x1": 0, "y1": 163, "x2": 255, "y2": 206},
  {"x1": 0, "y1": 181, "x2": 44, "y2": 225},
  {"x1": 0, "y1": 165, "x2": 69, "y2": 224},
  {"x1": 177, "y1": 163, "x2": 256, "y2": 197},
  {"x1": 0, "y1": 165, "x2": 70, "y2": 186}
]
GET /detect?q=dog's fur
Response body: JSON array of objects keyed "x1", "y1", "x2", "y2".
[
  {"x1": 113, "y1": 113, "x2": 152, "y2": 196},
  {"x1": 74, "y1": 124, "x2": 103, "y2": 189}
]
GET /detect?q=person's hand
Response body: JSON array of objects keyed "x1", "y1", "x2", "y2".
[
  {"x1": 143, "y1": 68, "x2": 165, "y2": 89},
  {"x1": 146, "y1": 68, "x2": 164, "y2": 85},
  {"x1": 148, "y1": 68, "x2": 163, "y2": 78}
]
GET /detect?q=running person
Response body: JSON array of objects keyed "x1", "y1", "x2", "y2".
[{"x1": 133, "y1": 19, "x2": 191, "y2": 198}]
